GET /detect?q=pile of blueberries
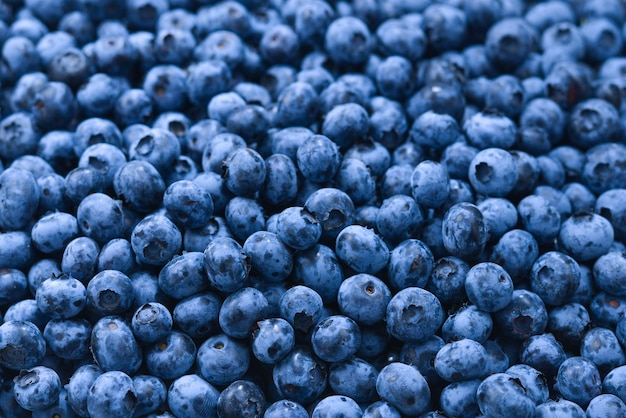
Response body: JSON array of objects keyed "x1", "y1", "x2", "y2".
[{"x1": 3, "y1": 0, "x2": 626, "y2": 416}]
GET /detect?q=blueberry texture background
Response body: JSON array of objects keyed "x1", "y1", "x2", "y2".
[{"x1": 2, "y1": 0, "x2": 626, "y2": 416}]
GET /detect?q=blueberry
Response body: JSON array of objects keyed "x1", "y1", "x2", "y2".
[
  {"x1": 158, "y1": 251, "x2": 208, "y2": 300},
  {"x1": 132, "y1": 374, "x2": 167, "y2": 417},
  {"x1": 13, "y1": 366, "x2": 62, "y2": 412},
  {"x1": 243, "y1": 231, "x2": 293, "y2": 283},
  {"x1": 0, "y1": 168, "x2": 40, "y2": 232},
  {"x1": 442, "y1": 304, "x2": 493, "y2": 344},
  {"x1": 536, "y1": 398, "x2": 586, "y2": 417},
  {"x1": 376, "y1": 362, "x2": 430, "y2": 416},
  {"x1": 362, "y1": 401, "x2": 402, "y2": 418},
  {"x1": 442, "y1": 202, "x2": 488, "y2": 260},
  {"x1": 292, "y1": 244, "x2": 344, "y2": 304},
  {"x1": 43, "y1": 318, "x2": 92, "y2": 361},
  {"x1": 272, "y1": 345, "x2": 327, "y2": 406},
  {"x1": 485, "y1": 17, "x2": 538, "y2": 71},
  {"x1": 506, "y1": 363, "x2": 549, "y2": 405},
  {"x1": 468, "y1": 148, "x2": 518, "y2": 197},
  {"x1": 113, "y1": 160, "x2": 166, "y2": 213},
  {"x1": 476, "y1": 373, "x2": 536, "y2": 418},
  {"x1": 224, "y1": 196, "x2": 265, "y2": 241},
  {"x1": 336, "y1": 225, "x2": 389, "y2": 274},
  {"x1": 530, "y1": 251, "x2": 580, "y2": 306},
  {"x1": 334, "y1": 158, "x2": 376, "y2": 205},
  {"x1": 434, "y1": 338, "x2": 490, "y2": 382},
  {"x1": 36, "y1": 273, "x2": 86, "y2": 319},
  {"x1": 581, "y1": 327, "x2": 625, "y2": 375},
  {"x1": 325, "y1": 16, "x2": 372, "y2": 67},
  {"x1": 590, "y1": 292, "x2": 626, "y2": 329},
  {"x1": 172, "y1": 292, "x2": 220, "y2": 340},
  {"x1": 216, "y1": 379, "x2": 266, "y2": 418},
  {"x1": 90, "y1": 316, "x2": 142, "y2": 375},
  {"x1": 304, "y1": 187, "x2": 355, "y2": 241},
  {"x1": 519, "y1": 333, "x2": 567, "y2": 378},
  {"x1": 494, "y1": 289, "x2": 548, "y2": 341},
  {"x1": 386, "y1": 287, "x2": 444, "y2": 343},
  {"x1": 251, "y1": 317, "x2": 295, "y2": 365},
  {"x1": 67, "y1": 364, "x2": 103, "y2": 417},
  {"x1": 555, "y1": 356, "x2": 602, "y2": 407},
  {"x1": 275, "y1": 206, "x2": 322, "y2": 251},
  {"x1": 594, "y1": 252, "x2": 626, "y2": 296},
  {"x1": 97, "y1": 238, "x2": 136, "y2": 275},
  {"x1": 131, "y1": 214, "x2": 182, "y2": 266},
  {"x1": 586, "y1": 394, "x2": 626, "y2": 418},
  {"x1": 274, "y1": 81, "x2": 319, "y2": 128},
  {"x1": 279, "y1": 285, "x2": 325, "y2": 334},
  {"x1": 547, "y1": 302, "x2": 592, "y2": 350},
  {"x1": 218, "y1": 286, "x2": 268, "y2": 339},
  {"x1": 311, "y1": 395, "x2": 362, "y2": 418},
  {"x1": 145, "y1": 330, "x2": 196, "y2": 380},
  {"x1": 86, "y1": 270, "x2": 134, "y2": 316},
  {"x1": 596, "y1": 189, "x2": 626, "y2": 241},
  {"x1": 264, "y1": 399, "x2": 308, "y2": 418},
  {"x1": 131, "y1": 302, "x2": 172, "y2": 344},
  {"x1": 203, "y1": 236, "x2": 249, "y2": 293},
  {"x1": 517, "y1": 195, "x2": 561, "y2": 246},
  {"x1": 311, "y1": 315, "x2": 361, "y2": 363},
  {"x1": 465, "y1": 262, "x2": 514, "y2": 312},
  {"x1": 427, "y1": 256, "x2": 470, "y2": 305},
  {"x1": 87, "y1": 371, "x2": 137, "y2": 418},
  {"x1": 440, "y1": 379, "x2": 482, "y2": 418},
  {"x1": 196, "y1": 334, "x2": 250, "y2": 387}
]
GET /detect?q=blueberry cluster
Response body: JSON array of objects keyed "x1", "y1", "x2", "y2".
[{"x1": 2, "y1": 0, "x2": 626, "y2": 417}]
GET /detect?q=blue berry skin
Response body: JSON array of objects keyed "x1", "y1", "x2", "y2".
[
  {"x1": 338, "y1": 274, "x2": 391, "y2": 326},
  {"x1": 604, "y1": 365, "x2": 626, "y2": 402},
  {"x1": 273, "y1": 81, "x2": 319, "y2": 128},
  {"x1": 520, "y1": 333, "x2": 567, "y2": 378},
  {"x1": 97, "y1": 238, "x2": 135, "y2": 275},
  {"x1": 477, "y1": 198, "x2": 518, "y2": 242},
  {"x1": 411, "y1": 160, "x2": 450, "y2": 209},
  {"x1": 427, "y1": 256, "x2": 470, "y2": 305},
  {"x1": 114, "y1": 88, "x2": 154, "y2": 128},
  {"x1": 90, "y1": 316, "x2": 142, "y2": 375},
  {"x1": 78, "y1": 143, "x2": 127, "y2": 191},
  {"x1": 224, "y1": 196, "x2": 265, "y2": 241},
  {"x1": 167, "y1": 374, "x2": 219, "y2": 418},
  {"x1": 36, "y1": 273, "x2": 86, "y2": 319},
  {"x1": 586, "y1": 394, "x2": 626, "y2": 418},
  {"x1": 401, "y1": 335, "x2": 446, "y2": 386},
  {"x1": 0, "y1": 231, "x2": 34, "y2": 271},
  {"x1": 0, "y1": 269, "x2": 28, "y2": 308},
  {"x1": 113, "y1": 160, "x2": 166, "y2": 213},
  {"x1": 203, "y1": 236, "x2": 250, "y2": 293},
  {"x1": 294, "y1": 134, "x2": 340, "y2": 185},
  {"x1": 476, "y1": 373, "x2": 536, "y2": 418},
  {"x1": 494, "y1": 289, "x2": 548, "y2": 341},
  {"x1": 596, "y1": 189, "x2": 626, "y2": 241},
  {"x1": 4, "y1": 300, "x2": 47, "y2": 330},
  {"x1": 13, "y1": 366, "x2": 62, "y2": 412},
  {"x1": 311, "y1": 315, "x2": 361, "y2": 363},
  {"x1": 131, "y1": 214, "x2": 182, "y2": 267},
  {"x1": 158, "y1": 252, "x2": 208, "y2": 300},
  {"x1": 555, "y1": 356, "x2": 602, "y2": 407},
  {"x1": 362, "y1": 401, "x2": 401, "y2": 418},
  {"x1": 441, "y1": 141, "x2": 479, "y2": 181},
  {"x1": 67, "y1": 364, "x2": 103, "y2": 417},
  {"x1": 163, "y1": 180, "x2": 214, "y2": 229},
  {"x1": 61, "y1": 237, "x2": 99, "y2": 283},
  {"x1": 243, "y1": 231, "x2": 293, "y2": 283},
  {"x1": 422, "y1": 3, "x2": 467, "y2": 53},
  {"x1": 464, "y1": 111, "x2": 517, "y2": 151},
  {"x1": 465, "y1": 262, "x2": 514, "y2": 313},
  {"x1": 328, "y1": 356, "x2": 378, "y2": 404},
  {"x1": 299, "y1": 188, "x2": 352, "y2": 240},
  {"x1": 28, "y1": 259, "x2": 62, "y2": 297},
  {"x1": 568, "y1": 98, "x2": 620, "y2": 150},
  {"x1": 73, "y1": 118, "x2": 123, "y2": 159},
  {"x1": 0, "y1": 320, "x2": 46, "y2": 371},
  {"x1": 219, "y1": 287, "x2": 268, "y2": 339},
  {"x1": 312, "y1": 395, "x2": 362, "y2": 418},
  {"x1": 582, "y1": 143, "x2": 626, "y2": 195},
  {"x1": 221, "y1": 147, "x2": 265, "y2": 197},
  {"x1": 377, "y1": 195, "x2": 424, "y2": 244},
  {"x1": 485, "y1": 17, "x2": 538, "y2": 71},
  {"x1": 506, "y1": 364, "x2": 549, "y2": 405},
  {"x1": 293, "y1": 244, "x2": 344, "y2": 304},
  {"x1": 87, "y1": 371, "x2": 137, "y2": 418},
  {"x1": 86, "y1": 270, "x2": 134, "y2": 316},
  {"x1": 594, "y1": 252, "x2": 626, "y2": 296},
  {"x1": 279, "y1": 285, "x2": 325, "y2": 334},
  {"x1": 36, "y1": 173, "x2": 70, "y2": 215},
  {"x1": 129, "y1": 128, "x2": 181, "y2": 177},
  {"x1": 590, "y1": 292, "x2": 626, "y2": 329},
  {"x1": 387, "y1": 239, "x2": 434, "y2": 292},
  {"x1": 410, "y1": 111, "x2": 460, "y2": 152},
  {"x1": 490, "y1": 229, "x2": 539, "y2": 282},
  {"x1": 197, "y1": 333, "x2": 250, "y2": 387},
  {"x1": 251, "y1": 317, "x2": 295, "y2": 364},
  {"x1": 334, "y1": 158, "x2": 376, "y2": 206},
  {"x1": 381, "y1": 164, "x2": 413, "y2": 199},
  {"x1": 173, "y1": 292, "x2": 221, "y2": 341},
  {"x1": 548, "y1": 303, "x2": 592, "y2": 351},
  {"x1": 376, "y1": 362, "x2": 430, "y2": 416},
  {"x1": 375, "y1": 55, "x2": 415, "y2": 101},
  {"x1": 537, "y1": 398, "x2": 586, "y2": 417},
  {"x1": 530, "y1": 251, "x2": 581, "y2": 306},
  {"x1": 64, "y1": 166, "x2": 107, "y2": 208},
  {"x1": 442, "y1": 202, "x2": 488, "y2": 260},
  {"x1": 442, "y1": 304, "x2": 493, "y2": 344},
  {"x1": 0, "y1": 168, "x2": 39, "y2": 232},
  {"x1": 31, "y1": 212, "x2": 78, "y2": 254},
  {"x1": 129, "y1": 271, "x2": 171, "y2": 312},
  {"x1": 131, "y1": 302, "x2": 173, "y2": 344},
  {"x1": 581, "y1": 327, "x2": 625, "y2": 375},
  {"x1": 217, "y1": 379, "x2": 267, "y2": 418},
  {"x1": 276, "y1": 206, "x2": 322, "y2": 251},
  {"x1": 335, "y1": 225, "x2": 389, "y2": 275},
  {"x1": 261, "y1": 153, "x2": 298, "y2": 210},
  {"x1": 517, "y1": 195, "x2": 561, "y2": 246},
  {"x1": 132, "y1": 374, "x2": 167, "y2": 417},
  {"x1": 440, "y1": 379, "x2": 481, "y2": 418},
  {"x1": 43, "y1": 318, "x2": 92, "y2": 361},
  {"x1": 468, "y1": 148, "x2": 519, "y2": 198},
  {"x1": 344, "y1": 139, "x2": 391, "y2": 180},
  {"x1": 321, "y1": 103, "x2": 368, "y2": 151},
  {"x1": 145, "y1": 331, "x2": 196, "y2": 381},
  {"x1": 325, "y1": 16, "x2": 372, "y2": 67},
  {"x1": 142, "y1": 64, "x2": 188, "y2": 113},
  {"x1": 435, "y1": 338, "x2": 490, "y2": 382},
  {"x1": 386, "y1": 287, "x2": 444, "y2": 343},
  {"x1": 485, "y1": 75, "x2": 526, "y2": 119},
  {"x1": 264, "y1": 399, "x2": 308, "y2": 418},
  {"x1": 273, "y1": 345, "x2": 327, "y2": 406}
]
